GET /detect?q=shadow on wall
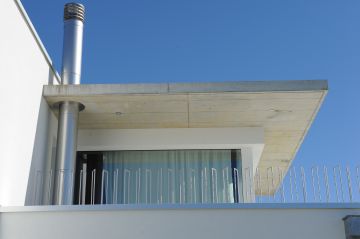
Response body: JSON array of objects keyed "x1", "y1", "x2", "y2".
[{"x1": 24, "y1": 70, "x2": 59, "y2": 206}]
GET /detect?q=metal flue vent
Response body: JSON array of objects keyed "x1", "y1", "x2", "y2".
[{"x1": 64, "y1": 3, "x2": 85, "y2": 21}]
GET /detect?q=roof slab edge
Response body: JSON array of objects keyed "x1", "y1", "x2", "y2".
[{"x1": 43, "y1": 80, "x2": 328, "y2": 96}]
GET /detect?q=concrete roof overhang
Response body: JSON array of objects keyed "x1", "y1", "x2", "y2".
[{"x1": 43, "y1": 80, "x2": 327, "y2": 194}]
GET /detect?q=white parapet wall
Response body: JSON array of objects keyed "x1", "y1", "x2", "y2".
[
  {"x1": 0, "y1": 0, "x2": 59, "y2": 206},
  {"x1": 0, "y1": 204, "x2": 359, "y2": 239}
]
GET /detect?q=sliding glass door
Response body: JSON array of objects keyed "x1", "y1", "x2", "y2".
[{"x1": 75, "y1": 149, "x2": 243, "y2": 205}]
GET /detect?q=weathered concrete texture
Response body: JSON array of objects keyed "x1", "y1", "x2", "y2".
[
  {"x1": 44, "y1": 80, "x2": 328, "y2": 96},
  {"x1": 43, "y1": 80, "x2": 328, "y2": 193}
]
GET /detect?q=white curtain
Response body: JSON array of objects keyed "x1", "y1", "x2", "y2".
[{"x1": 102, "y1": 149, "x2": 242, "y2": 204}]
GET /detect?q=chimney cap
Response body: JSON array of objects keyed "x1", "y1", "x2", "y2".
[{"x1": 64, "y1": 3, "x2": 85, "y2": 22}]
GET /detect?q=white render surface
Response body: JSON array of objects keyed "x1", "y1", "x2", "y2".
[
  {"x1": 0, "y1": 205, "x2": 359, "y2": 239},
  {"x1": 78, "y1": 127, "x2": 264, "y2": 151},
  {"x1": 0, "y1": 0, "x2": 59, "y2": 206}
]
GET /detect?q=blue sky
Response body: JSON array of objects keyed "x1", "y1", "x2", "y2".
[{"x1": 21, "y1": 0, "x2": 360, "y2": 167}]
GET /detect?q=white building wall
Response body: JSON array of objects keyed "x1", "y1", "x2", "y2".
[
  {"x1": 0, "y1": 0, "x2": 59, "y2": 206},
  {"x1": 78, "y1": 128, "x2": 264, "y2": 152},
  {"x1": 0, "y1": 205, "x2": 359, "y2": 239}
]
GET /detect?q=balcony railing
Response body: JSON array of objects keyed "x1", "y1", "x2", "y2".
[{"x1": 31, "y1": 165, "x2": 360, "y2": 205}]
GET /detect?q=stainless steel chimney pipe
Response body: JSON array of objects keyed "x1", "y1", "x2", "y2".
[
  {"x1": 53, "y1": 3, "x2": 85, "y2": 205},
  {"x1": 61, "y1": 3, "x2": 84, "y2": 85}
]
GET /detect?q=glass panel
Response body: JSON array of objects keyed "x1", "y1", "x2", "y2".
[{"x1": 101, "y1": 149, "x2": 242, "y2": 204}]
